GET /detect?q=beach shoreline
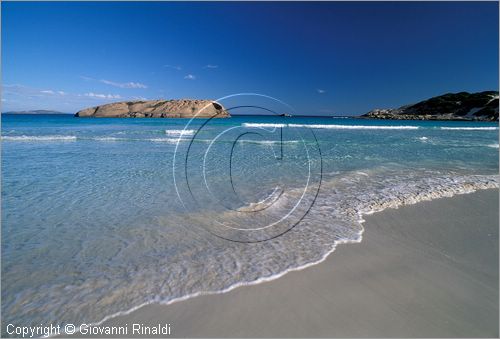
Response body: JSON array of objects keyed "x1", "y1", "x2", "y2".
[{"x1": 83, "y1": 188, "x2": 499, "y2": 338}]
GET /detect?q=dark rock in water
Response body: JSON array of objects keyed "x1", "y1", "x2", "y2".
[
  {"x1": 361, "y1": 91, "x2": 499, "y2": 121},
  {"x1": 75, "y1": 99, "x2": 230, "y2": 118}
]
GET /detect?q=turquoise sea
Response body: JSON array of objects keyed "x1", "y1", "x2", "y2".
[{"x1": 1, "y1": 114, "x2": 499, "y2": 333}]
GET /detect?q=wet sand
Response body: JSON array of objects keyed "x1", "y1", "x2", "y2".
[{"x1": 97, "y1": 189, "x2": 499, "y2": 337}]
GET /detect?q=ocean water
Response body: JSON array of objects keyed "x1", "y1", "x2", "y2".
[{"x1": 1, "y1": 114, "x2": 499, "y2": 333}]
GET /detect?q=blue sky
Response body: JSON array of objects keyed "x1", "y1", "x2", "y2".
[{"x1": 2, "y1": 1, "x2": 498, "y2": 115}]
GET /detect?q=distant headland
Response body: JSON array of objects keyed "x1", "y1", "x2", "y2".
[
  {"x1": 2, "y1": 110, "x2": 70, "y2": 115},
  {"x1": 75, "y1": 99, "x2": 230, "y2": 118},
  {"x1": 360, "y1": 91, "x2": 499, "y2": 121}
]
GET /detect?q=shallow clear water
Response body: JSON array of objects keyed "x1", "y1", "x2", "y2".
[{"x1": 1, "y1": 114, "x2": 498, "y2": 332}]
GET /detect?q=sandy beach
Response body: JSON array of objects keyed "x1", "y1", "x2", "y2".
[
  {"x1": 90, "y1": 188, "x2": 499, "y2": 338},
  {"x1": 2, "y1": 3, "x2": 499, "y2": 338}
]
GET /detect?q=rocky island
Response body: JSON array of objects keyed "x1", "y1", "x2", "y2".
[
  {"x1": 361, "y1": 91, "x2": 499, "y2": 121},
  {"x1": 75, "y1": 99, "x2": 230, "y2": 118}
]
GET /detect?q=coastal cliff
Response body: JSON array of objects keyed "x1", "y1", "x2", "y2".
[
  {"x1": 361, "y1": 91, "x2": 499, "y2": 121},
  {"x1": 75, "y1": 99, "x2": 230, "y2": 118}
]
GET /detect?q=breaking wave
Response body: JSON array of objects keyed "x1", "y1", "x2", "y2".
[
  {"x1": 440, "y1": 126, "x2": 499, "y2": 131},
  {"x1": 1, "y1": 135, "x2": 77, "y2": 142},
  {"x1": 165, "y1": 129, "x2": 196, "y2": 136},
  {"x1": 242, "y1": 123, "x2": 420, "y2": 130}
]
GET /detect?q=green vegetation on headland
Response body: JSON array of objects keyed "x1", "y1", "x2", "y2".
[{"x1": 361, "y1": 91, "x2": 499, "y2": 121}]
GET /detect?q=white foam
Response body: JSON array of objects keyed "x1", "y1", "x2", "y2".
[
  {"x1": 94, "y1": 137, "x2": 122, "y2": 142},
  {"x1": 1, "y1": 135, "x2": 77, "y2": 142},
  {"x1": 487, "y1": 143, "x2": 499, "y2": 149},
  {"x1": 242, "y1": 123, "x2": 286, "y2": 128},
  {"x1": 148, "y1": 138, "x2": 181, "y2": 143},
  {"x1": 419, "y1": 136, "x2": 428, "y2": 141},
  {"x1": 440, "y1": 127, "x2": 498, "y2": 131},
  {"x1": 56, "y1": 174, "x2": 498, "y2": 337},
  {"x1": 242, "y1": 123, "x2": 420, "y2": 130},
  {"x1": 242, "y1": 123, "x2": 499, "y2": 131},
  {"x1": 236, "y1": 139, "x2": 299, "y2": 145},
  {"x1": 57, "y1": 230, "x2": 363, "y2": 338},
  {"x1": 288, "y1": 124, "x2": 420, "y2": 130},
  {"x1": 165, "y1": 129, "x2": 196, "y2": 136}
]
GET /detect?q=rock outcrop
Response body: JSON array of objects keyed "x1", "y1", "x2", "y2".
[
  {"x1": 75, "y1": 99, "x2": 230, "y2": 118},
  {"x1": 361, "y1": 91, "x2": 499, "y2": 121}
]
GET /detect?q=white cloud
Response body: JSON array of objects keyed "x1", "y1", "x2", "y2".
[
  {"x1": 1, "y1": 83, "x2": 130, "y2": 111},
  {"x1": 39, "y1": 90, "x2": 67, "y2": 96},
  {"x1": 2, "y1": 84, "x2": 44, "y2": 98},
  {"x1": 100, "y1": 79, "x2": 147, "y2": 89},
  {"x1": 204, "y1": 64, "x2": 218, "y2": 69},
  {"x1": 80, "y1": 75, "x2": 94, "y2": 81},
  {"x1": 184, "y1": 74, "x2": 196, "y2": 80},
  {"x1": 80, "y1": 76, "x2": 147, "y2": 89},
  {"x1": 84, "y1": 92, "x2": 122, "y2": 99},
  {"x1": 164, "y1": 64, "x2": 182, "y2": 70},
  {"x1": 317, "y1": 89, "x2": 326, "y2": 94}
]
